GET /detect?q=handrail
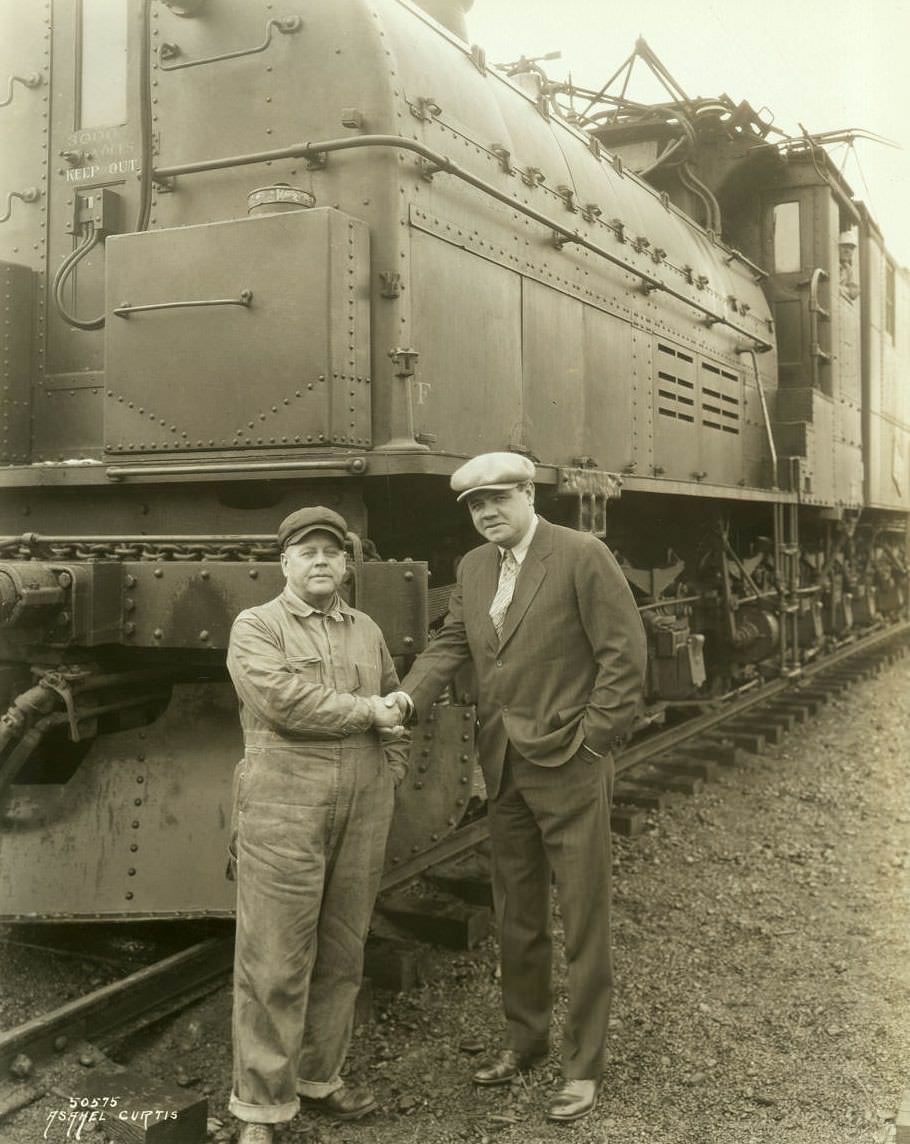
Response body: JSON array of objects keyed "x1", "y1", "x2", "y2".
[
  {"x1": 804, "y1": 267, "x2": 831, "y2": 389},
  {"x1": 105, "y1": 457, "x2": 368, "y2": 481},
  {"x1": 157, "y1": 16, "x2": 301, "y2": 71},
  {"x1": 0, "y1": 71, "x2": 41, "y2": 109},
  {"x1": 112, "y1": 290, "x2": 252, "y2": 318},
  {"x1": 0, "y1": 186, "x2": 40, "y2": 225},
  {"x1": 738, "y1": 345, "x2": 778, "y2": 487},
  {"x1": 153, "y1": 134, "x2": 775, "y2": 351}
]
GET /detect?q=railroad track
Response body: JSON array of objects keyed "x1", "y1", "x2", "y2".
[
  {"x1": 1, "y1": 619, "x2": 907, "y2": 1113},
  {"x1": 0, "y1": 925, "x2": 233, "y2": 1123},
  {"x1": 375, "y1": 619, "x2": 910, "y2": 939}
]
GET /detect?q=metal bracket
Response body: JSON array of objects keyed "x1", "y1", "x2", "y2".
[
  {"x1": 556, "y1": 466, "x2": 623, "y2": 538},
  {"x1": 389, "y1": 347, "x2": 419, "y2": 377},
  {"x1": 552, "y1": 230, "x2": 581, "y2": 251},
  {"x1": 410, "y1": 96, "x2": 442, "y2": 122},
  {"x1": 520, "y1": 166, "x2": 545, "y2": 188},
  {"x1": 490, "y1": 144, "x2": 514, "y2": 175},
  {"x1": 379, "y1": 271, "x2": 402, "y2": 299},
  {"x1": 341, "y1": 108, "x2": 365, "y2": 130},
  {"x1": 556, "y1": 185, "x2": 578, "y2": 213}
]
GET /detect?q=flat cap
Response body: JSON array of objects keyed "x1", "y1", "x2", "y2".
[
  {"x1": 450, "y1": 452, "x2": 536, "y2": 502},
  {"x1": 277, "y1": 506, "x2": 348, "y2": 549}
]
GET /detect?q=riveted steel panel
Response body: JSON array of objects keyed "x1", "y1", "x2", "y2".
[
  {"x1": 0, "y1": 2, "x2": 49, "y2": 280},
  {"x1": 0, "y1": 261, "x2": 33, "y2": 463},
  {"x1": 104, "y1": 208, "x2": 371, "y2": 457},
  {"x1": 383, "y1": 705, "x2": 475, "y2": 872},
  {"x1": 409, "y1": 230, "x2": 521, "y2": 454},
  {"x1": 122, "y1": 563, "x2": 284, "y2": 650},
  {"x1": 354, "y1": 560, "x2": 429, "y2": 656},
  {"x1": 32, "y1": 375, "x2": 105, "y2": 462},
  {"x1": 121, "y1": 557, "x2": 427, "y2": 655},
  {"x1": 0, "y1": 683, "x2": 241, "y2": 919},
  {"x1": 864, "y1": 237, "x2": 910, "y2": 510},
  {"x1": 0, "y1": 686, "x2": 477, "y2": 920}
]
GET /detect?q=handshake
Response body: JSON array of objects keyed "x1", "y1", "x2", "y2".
[{"x1": 368, "y1": 691, "x2": 413, "y2": 740}]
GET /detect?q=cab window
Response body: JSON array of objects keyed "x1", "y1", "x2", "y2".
[
  {"x1": 772, "y1": 202, "x2": 801, "y2": 273},
  {"x1": 78, "y1": 0, "x2": 128, "y2": 128}
]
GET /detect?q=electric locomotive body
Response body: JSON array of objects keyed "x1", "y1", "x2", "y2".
[{"x1": 0, "y1": 0, "x2": 906, "y2": 920}]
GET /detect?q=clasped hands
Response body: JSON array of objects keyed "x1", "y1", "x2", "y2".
[{"x1": 368, "y1": 691, "x2": 412, "y2": 740}]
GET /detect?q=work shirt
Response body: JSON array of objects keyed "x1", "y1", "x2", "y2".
[{"x1": 227, "y1": 587, "x2": 408, "y2": 776}]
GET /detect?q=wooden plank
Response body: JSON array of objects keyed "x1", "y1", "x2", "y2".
[
  {"x1": 63, "y1": 1070, "x2": 206, "y2": 1144},
  {"x1": 703, "y1": 728, "x2": 765, "y2": 754},
  {"x1": 675, "y1": 740, "x2": 746, "y2": 767},
  {"x1": 377, "y1": 894, "x2": 492, "y2": 949},
  {"x1": 364, "y1": 937, "x2": 427, "y2": 993},
  {"x1": 654, "y1": 755, "x2": 719, "y2": 782},
  {"x1": 610, "y1": 807, "x2": 647, "y2": 836},
  {"x1": 613, "y1": 784, "x2": 669, "y2": 811}
]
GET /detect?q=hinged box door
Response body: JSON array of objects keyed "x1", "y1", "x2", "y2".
[{"x1": 104, "y1": 207, "x2": 370, "y2": 456}]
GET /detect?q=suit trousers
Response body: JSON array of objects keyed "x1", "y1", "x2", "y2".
[
  {"x1": 229, "y1": 737, "x2": 394, "y2": 1124},
  {"x1": 488, "y1": 745, "x2": 614, "y2": 1080}
]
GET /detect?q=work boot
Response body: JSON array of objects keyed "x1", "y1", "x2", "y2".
[
  {"x1": 236, "y1": 1123, "x2": 274, "y2": 1144},
  {"x1": 300, "y1": 1082, "x2": 377, "y2": 1121}
]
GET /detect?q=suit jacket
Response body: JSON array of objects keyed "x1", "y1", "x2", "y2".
[{"x1": 400, "y1": 516, "x2": 647, "y2": 796}]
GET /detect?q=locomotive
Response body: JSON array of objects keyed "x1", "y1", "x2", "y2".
[{"x1": 0, "y1": 0, "x2": 907, "y2": 920}]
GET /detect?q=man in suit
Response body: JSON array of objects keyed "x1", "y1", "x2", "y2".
[{"x1": 389, "y1": 452, "x2": 647, "y2": 1123}]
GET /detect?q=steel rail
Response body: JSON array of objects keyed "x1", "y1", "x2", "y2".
[
  {"x1": 0, "y1": 934, "x2": 234, "y2": 1079},
  {"x1": 379, "y1": 619, "x2": 910, "y2": 885}
]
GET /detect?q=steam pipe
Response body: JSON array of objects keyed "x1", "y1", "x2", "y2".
[{"x1": 153, "y1": 134, "x2": 774, "y2": 351}]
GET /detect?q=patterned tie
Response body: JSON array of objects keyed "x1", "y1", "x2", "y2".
[{"x1": 489, "y1": 550, "x2": 519, "y2": 639}]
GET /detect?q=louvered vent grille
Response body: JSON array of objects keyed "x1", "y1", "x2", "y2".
[
  {"x1": 700, "y1": 362, "x2": 741, "y2": 435},
  {"x1": 656, "y1": 343, "x2": 695, "y2": 423}
]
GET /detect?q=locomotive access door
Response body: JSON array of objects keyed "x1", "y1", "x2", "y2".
[{"x1": 104, "y1": 208, "x2": 371, "y2": 457}]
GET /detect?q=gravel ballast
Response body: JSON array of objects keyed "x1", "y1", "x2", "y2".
[{"x1": 2, "y1": 655, "x2": 909, "y2": 1144}]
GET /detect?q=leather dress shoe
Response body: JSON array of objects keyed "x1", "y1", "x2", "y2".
[
  {"x1": 472, "y1": 1048, "x2": 547, "y2": 1087},
  {"x1": 546, "y1": 1078, "x2": 600, "y2": 1122},
  {"x1": 237, "y1": 1124, "x2": 274, "y2": 1144},
  {"x1": 300, "y1": 1082, "x2": 377, "y2": 1121}
]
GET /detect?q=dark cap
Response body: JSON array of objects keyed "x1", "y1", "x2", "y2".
[{"x1": 277, "y1": 506, "x2": 348, "y2": 550}]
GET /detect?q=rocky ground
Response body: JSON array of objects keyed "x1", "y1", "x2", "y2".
[{"x1": 2, "y1": 655, "x2": 909, "y2": 1144}]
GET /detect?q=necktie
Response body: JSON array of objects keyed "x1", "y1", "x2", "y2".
[{"x1": 489, "y1": 550, "x2": 519, "y2": 639}]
